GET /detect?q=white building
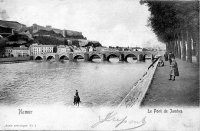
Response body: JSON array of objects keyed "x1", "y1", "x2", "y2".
[
  {"x1": 29, "y1": 43, "x2": 54, "y2": 55},
  {"x1": 73, "y1": 46, "x2": 81, "y2": 53},
  {"x1": 79, "y1": 47, "x2": 86, "y2": 52},
  {"x1": 5, "y1": 47, "x2": 13, "y2": 57},
  {"x1": 95, "y1": 47, "x2": 103, "y2": 52},
  {"x1": 57, "y1": 45, "x2": 66, "y2": 54},
  {"x1": 57, "y1": 45, "x2": 71, "y2": 54},
  {"x1": 131, "y1": 47, "x2": 143, "y2": 51},
  {"x1": 88, "y1": 46, "x2": 93, "y2": 52},
  {"x1": 5, "y1": 46, "x2": 30, "y2": 57}
]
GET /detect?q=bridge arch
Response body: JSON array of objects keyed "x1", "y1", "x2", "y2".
[
  {"x1": 89, "y1": 54, "x2": 101, "y2": 61},
  {"x1": 59, "y1": 55, "x2": 69, "y2": 60},
  {"x1": 124, "y1": 53, "x2": 137, "y2": 62},
  {"x1": 46, "y1": 55, "x2": 55, "y2": 61},
  {"x1": 106, "y1": 54, "x2": 120, "y2": 61},
  {"x1": 35, "y1": 55, "x2": 43, "y2": 60},
  {"x1": 74, "y1": 54, "x2": 84, "y2": 60},
  {"x1": 143, "y1": 54, "x2": 153, "y2": 60}
]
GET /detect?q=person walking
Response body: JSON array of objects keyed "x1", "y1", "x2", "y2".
[
  {"x1": 158, "y1": 59, "x2": 164, "y2": 67},
  {"x1": 169, "y1": 57, "x2": 179, "y2": 81},
  {"x1": 164, "y1": 52, "x2": 168, "y2": 61}
]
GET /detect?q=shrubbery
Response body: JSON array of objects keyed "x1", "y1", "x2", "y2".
[{"x1": 34, "y1": 36, "x2": 65, "y2": 45}]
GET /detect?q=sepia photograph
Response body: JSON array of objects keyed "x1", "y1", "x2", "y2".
[{"x1": 0, "y1": 0, "x2": 199, "y2": 130}]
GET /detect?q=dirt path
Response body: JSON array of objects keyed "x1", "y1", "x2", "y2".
[{"x1": 141, "y1": 58, "x2": 199, "y2": 107}]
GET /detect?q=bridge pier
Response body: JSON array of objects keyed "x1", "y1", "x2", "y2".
[
  {"x1": 30, "y1": 56, "x2": 34, "y2": 60},
  {"x1": 151, "y1": 55, "x2": 155, "y2": 60},
  {"x1": 69, "y1": 53, "x2": 74, "y2": 62},
  {"x1": 55, "y1": 54, "x2": 59, "y2": 62},
  {"x1": 43, "y1": 56, "x2": 46, "y2": 61},
  {"x1": 142, "y1": 55, "x2": 146, "y2": 61},
  {"x1": 101, "y1": 54, "x2": 107, "y2": 61},
  {"x1": 137, "y1": 54, "x2": 143, "y2": 61},
  {"x1": 119, "y1": 54, "x2": 125, "y2": 61},
  {"x1": 84, "y1": 53, "x2": 89, "y2": 62}
]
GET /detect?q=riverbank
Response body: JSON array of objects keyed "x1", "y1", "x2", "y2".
[
  {"x1": 0, "y1": 56, "x2": 31, "y2": 63},
  {"x1": 141, "y1": 57, "x2": 199, "y2": 107},
  {"x1": 116, "y1": 58, "x2": 159, "y2": 108}
]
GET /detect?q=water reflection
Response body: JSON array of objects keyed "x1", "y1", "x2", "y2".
[{"x1": 126, "y1": 57, "x2": 137, "y2": 63}]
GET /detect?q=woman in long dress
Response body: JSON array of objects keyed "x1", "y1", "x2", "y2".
[{"x1": 169, "y1": 57, "x2": 179, "y2": 81}]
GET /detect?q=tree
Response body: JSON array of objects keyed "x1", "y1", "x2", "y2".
[
  {"x1": 72, "y1": 40, "x2": 80, "y2": 47},
  {"x1": 34, "y1": 36, "x2": 64, "y2": 45},
  {"x1": 0, "y1": 38, "x2": 7, "y2": 57},
  {"x1": 141, "y1": 0, "x2": 199, "y2": 63},
  {"x1": 53, "y1": 46, "x2": 57, "y2": 53}
]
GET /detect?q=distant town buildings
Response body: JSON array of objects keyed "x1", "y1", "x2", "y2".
[
  {"x1": 5, "y1": 47, "x2": 12, "y2": 57},
  {"x1": 130, "y1": 47, "x2": 143, "y2": 51},
  {"x1": 5, "y1": 45, "x2": 29, "y2": 57},
  {"x1": 0, "y1": 20, "x2": 107, "y2": 58},
  {"x1": 4, "y1": 43, "x2": 102, "y2": 58}
]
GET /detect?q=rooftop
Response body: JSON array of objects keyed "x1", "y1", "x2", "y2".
[
  {"x1": 57, "y1": 45, "x2": 66, "y2": 48},
  {"x1": 30, "y1": 44, "x2": 54, "y2": 47},
  {"x1": 5, "y1": 46, "x2": 29, "y2": 50}
]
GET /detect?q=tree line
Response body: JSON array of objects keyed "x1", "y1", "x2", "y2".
[{"x1": 141, "y1": 0, "x2": 199, "y2": 63}]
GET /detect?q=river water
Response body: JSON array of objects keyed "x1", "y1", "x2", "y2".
[{"x1": 0, "y1": 58, "x2": 152, "y2": 107}]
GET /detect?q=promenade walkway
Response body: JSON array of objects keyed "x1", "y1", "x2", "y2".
[{"x1": 141, "y1": 57, "x2": 199, "y2": 107}]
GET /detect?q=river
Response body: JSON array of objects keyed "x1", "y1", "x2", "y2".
[{"x1": 0, "y1": 58, "x2": 152, "y2": 107}]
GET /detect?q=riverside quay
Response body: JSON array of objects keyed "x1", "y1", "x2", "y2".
[{"x1": 32, "y1": 50, "x2": 156, "y2": 62}]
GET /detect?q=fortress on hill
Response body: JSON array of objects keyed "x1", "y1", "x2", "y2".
[
  {"x1": 32, "y1": 24, "x2": 83, "y2": 38},
  {"x1": 0, "y1": 20, "x2": 85, "y2": 39}
]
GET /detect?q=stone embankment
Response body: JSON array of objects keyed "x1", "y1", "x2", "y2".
[
  {"x1": 0, "y1": 56, "x2": 31, "y2": 63},
  {"x1": 117, "y1": 58, "x2": 159, "y2": 109}
]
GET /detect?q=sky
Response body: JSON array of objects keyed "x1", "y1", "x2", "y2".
[{"x1": 0, "y1": 0, "x2": 165, "y2": 48}]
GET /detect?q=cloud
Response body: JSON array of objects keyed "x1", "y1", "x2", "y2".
[
  {"x1": 0, "y1": 9, "x2": 9, "y2": 20},
  {"x1": 0, "y1": 0, "x2": 163, "y2": 47}
]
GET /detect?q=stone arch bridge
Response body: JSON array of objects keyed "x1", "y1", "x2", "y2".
[{"x1": 33, "y1": 51, "x2": 157, "y2": 62}]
